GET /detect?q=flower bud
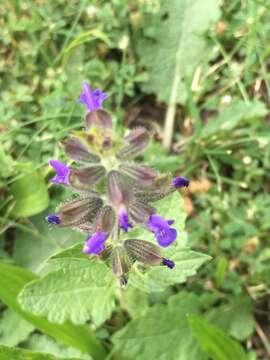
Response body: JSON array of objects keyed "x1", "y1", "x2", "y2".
[
  {"x1": 85, "y1": 109, "x2": 112, "y2": 129},
  {"x1": 124, "y1": 239, "x2": 175, "y2": 269},
  {"x1": 61, "y1": 137, "x2": 100, "y2": 163},
  {"x1": 112, "y1": 247, "x2": 130, "y2": 279},
  {"x1": 116, "y1": 128, "x2": 149, "y2": 159},
  {"x1": 107, "y1": 170, "x2": 132, "y2": 207},
  {"x1": 119, "y1": 164, "x2": 157, "y2": 187},
  {"x1": 124, "y1": 239, "x2": 162, "y2": 266},
  {"x1": 58, "y1": 196, "x2": 103, "y2": 227},
  {"x1": 69, "y1": 165, "x2": 106, "y2": 190},
  {"x1": 94, "y1": 205, "x2": 116, "y2": 233},
  {"x1": 129, "y1": 201, "x2": 155, "y2": 223}
]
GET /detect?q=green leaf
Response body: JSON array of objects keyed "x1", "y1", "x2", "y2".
[
  {"x1": 0, "y1": 262, "x2": 106, "y2": 359},
  {"x1": 202, "y1": 100, "x2": 268, "y2": 137},
  {"x1": 18, "y1": 260, "x2": 116, "y2": 326},
  {"x1": 128, "y1": 247, "x2": 211, "y2": 292},
  {"x1": 0, "y1": 345, "x2": 81, "y2": 360},
  {"x1": 10, "y1": 164, "x2": 49, "y2": 217},
  {"x1": 137, "y1": 0, "x2": 220, "y2": 104},
  {"x1": 207, "y1": 297, "x2": 254, "y2": 341},
  {"x1": 112, "y1": 292, "x2": 207, "y2": 360},
  {"x1": 0, "y1": 309, "x2": 34, "y2": 346},
  {"x1": 188, "y1": 314, "x2": 249, "y2": 360},
  {"x1": 121, "y1": 287, "x2": 148, "y2": 319},
  {"x1": 25, "y1": 334, "x2": 91, "y2": 359},
  {"x1": 13, "y1": 215, "x2": 84, "y2": 273}
]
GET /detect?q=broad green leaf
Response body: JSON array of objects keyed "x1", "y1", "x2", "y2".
[
  {"x1": 128, "y1": 247, "x2": 211, "y2": 292},
  {"x1": 112, "y1": 292, "x2": 207, "y2": 360},
  {"x1": 202, "y1": 100, "x2": 268, "y2": 137},
  {"x1": 208, "y1": 297, "x2": 254, "y2": 341},
  {"x1": 0, "y1": 262, "x2": 106, "y2": 359},
  {"x1": 0, "y1": 345, "x2": 81, "y2": 360},
  {"x1": 188, "y1": 314, "x2": 248, "y2": 360},
  {"x1": 25, "y1": 334, "x2": 91, "y2": 360},
  {"x1": 137, "y1": 0, "x2": 220, "y2": 104},
  {"x1": 10, "y1": 164, "x2": 49, "y2": 217},
  {"x1": 121, "y1": 287, "x2": 148, "y2": 319},
  {"x1": 18, "y1": 260, "x2": 116, "y2": 326},
  {"x1": 0, "y1": 309, "x2": 34, "y2": 346},
  {"x1": 13, "y1": 214, "x2": 84, "y2": 273}
]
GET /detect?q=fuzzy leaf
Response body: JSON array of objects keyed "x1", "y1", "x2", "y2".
[
  {"x1": 112, "y1": 292, "x2": 207, "y2": 360},
  {"x1": 137, "y1": 0, "x2": 220, "y2": 104},
  {"x1": 128, "y1": 247, "x2": 211, "y2": 292},
  {"x1": 10, "y1": 164, "x2": 49, "y2": 217},
  {"x1": 25, "y1": 334, "x2": 91, "y2": 360},
  {"x1": 18, "y1": 260, "x2": 116, "y2": 326},
  {"x1": 0, "y1": 345, "x2": 81, "y2": 360},
  {"x1": 188, "y1": 314, "x2": 249, "y2": 360},
  {"x1": 0, "y1": 262, "x2": 106, "y2": 359},
  {"x1": 13, "y1": 214, "x2": 85, "y2": 273},
  {"x1": 202, "y1": 99, "x2": 268, "y2": 137},
  {"x1": 0, "y1": 309, "x2": 34, "y2": 346}
]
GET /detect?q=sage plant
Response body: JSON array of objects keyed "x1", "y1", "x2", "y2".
[{"x1": 46, "y1": 82, "x2": 189, "y2": 284}]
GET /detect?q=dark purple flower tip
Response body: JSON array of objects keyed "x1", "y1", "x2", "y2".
[
  {"x1": 46, "y1": 214, "x2": 61, "y2": 225},
  {"x1": 49, "y1": 160, "x2": 70, "y2": 185},
  {"x1": 172, "y1": 176, "x2": 189, "y2": 188},
  {"x1": 166, "y1": 220, "x2": 174, "y2": 225},
  {"x1": 162, "y1": 258, "x2": 175, "y2": 269},
  {"x1": 147, "y1": 214, "x2": 177, "y2": 247},
  {"x1": 83, "y1": 232, "x2": 109, "y2": 255},
  {"x1": 119, "y1": 206, "x2": 133, "y2": 232},
  {"x1": 78, "y1": 82, "x2": 108, "y2": 112}
]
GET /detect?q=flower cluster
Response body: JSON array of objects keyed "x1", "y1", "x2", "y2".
[{"x1": 46, "y1": 82, "x2": 189, "y2": 284}]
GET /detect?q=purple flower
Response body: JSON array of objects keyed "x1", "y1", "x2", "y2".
[
  {"x1": 162, "y1": 258, "x2": 175, "y2": 269},
  {"x1": 78, "y1": 82, "x2": 108, "y2": 112},
  {"x1": 147, "y1": 214, "x2": 177, "y2": 247},
  {"x1": 83, "y1": 232, "x2": 109, "y2": 255},
  {"x1": 49, "y1": 160, "x2": 70, "y2": 185},
  {"x1": 172, "y1": 176, "x2": 189, "y2": 188},
  {"x1": 46, "y1": 214, "x2": 61, "y2": 225},
  {"x1": 119, "y1": 206, "x2": 133, "y2": 232}
]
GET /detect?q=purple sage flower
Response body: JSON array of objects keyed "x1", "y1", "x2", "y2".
[
  {"x1": 78, "y1": 82, "x2": 108, "y2": 112},
  {"x1": 49, "y1": 160, "x2": 70, "y2": 185},
  {"x1": 162, "y1": 258, "x2": 175, "y2": 269},
  {"x1": 172, "y1": 176, "x2": 189, "y2": 188},
  {"x1": 147, "y1": 214, "x2": 177, "y2": 247},
  {"x1": 119, "y1": 206, "x2": 133, "y2": 232},
  {"x1": 83, "y1": 232, "x2": 109, "y2": 255},
  {"x1": 46, "y1": 214, "x2": 61, "y2": 225}
]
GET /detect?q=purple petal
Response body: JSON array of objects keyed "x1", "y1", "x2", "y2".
[
  {"x1": 147, "y1": 214, "x2": 177, "y2": 247},
  {"x1": 119, "y1": 206, "x2": 133, "y2": 232},
  {"x1": 147, "y1": 214, "x2": 169, "y2": 232},
  {"x1": 156, "y1": 227, "x2": 177, "y2": 247},
  {"x1": 49, "y1": 160, "x2": 70, "y2": 185},
  {"x1": 166, "y1": 220, "x2": 174, "y2": 225},
  {"x1": 78, "y1": 82, "x2": 108, "y2": 112},
  {"x1": 46, "y1": 214, "x2": 61, "y2": 225},
  {"x1": 172, "y1": 176, "x2": 189, "y2": 188},
  {"x1": 83, "y1": 232, "x2": 109, "y2": 255},
  {"x1": 162, "y1": 258, "x2": 175, "y2": 269}
]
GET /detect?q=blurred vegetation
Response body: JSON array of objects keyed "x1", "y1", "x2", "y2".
[{"x1": 0, "y1": 0, "x2": 270, "y2": 359}]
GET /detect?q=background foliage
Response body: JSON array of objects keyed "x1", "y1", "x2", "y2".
[{"x1": 0, "y1": 0, "x2": 270, "y2": 359}]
